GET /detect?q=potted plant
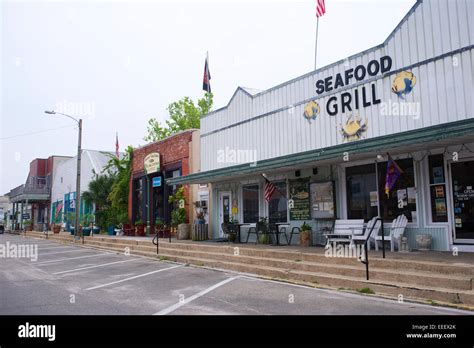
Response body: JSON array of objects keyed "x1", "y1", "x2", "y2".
[
  {"x1": 81, "y1": 214, "x2": 94, "y2": 237},
  {"x1": 227, "y1": 216, "x2": 239, "y2": 243},
  {"x1": 169, "y1": 187, "x2": 189, "y2": 240},
  {"x1": 257, "y1": 217, "x2": 270, "y2": 244},
  {"x1": 52, "y1": 224, "x2": 61, "y2": 234},
  {"x1": 135, "y1": 219, "x2": 145, "y2": 236},
  {"x1": 65, "y1": 212, "x2": 76, "y2": 234},
  {"x1": 23, "y1": 220, "x2": 32, "y2": 231},
  {"x1": 300, "y1": 221, "x2": 312, "y2": 247}
]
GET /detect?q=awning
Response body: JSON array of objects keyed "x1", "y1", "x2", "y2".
[{"x1": 166, "y1": 118, "x2": 474, "y2": 185}]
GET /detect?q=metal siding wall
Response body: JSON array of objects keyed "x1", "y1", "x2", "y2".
[{"x1": 201, "y1": 0, "x2": 474, "y2": 172}]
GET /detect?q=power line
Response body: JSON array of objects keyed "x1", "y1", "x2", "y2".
[{"x1": 0, "y1": 125, "x2": 75, "y2": 141}]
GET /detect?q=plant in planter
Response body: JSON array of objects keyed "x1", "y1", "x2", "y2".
[
  {"x1": 23, "y1": 220, "x2": 32, "y2": 231},
  {"x1": 134, "y1": 219, "x2": 146, "y2": 236},
  {"x1": 65, "y1": 212, "x2": 76, "y2": 234},
  {"x1": 299, "y1": 221, "x2": 312, "y2": 247},
  {"x1": 169, "y1": 187, "x2": 189, "y2": 239},
  {"x1": 52, "y1": 224, "x2": 61, "y2": 234},
  {"x1": 81, "y1": 214, "x2": 94, "y2": 236},
  {"x1": 257, "y1": 217, "x2": 270, "y2": 244},
  {"x1": 227, "y1": 216, "x2": 239, "y2": 243}
]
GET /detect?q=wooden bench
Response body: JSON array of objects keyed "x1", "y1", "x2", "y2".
[{"x1": 324, "y1": 219, "x2": 365, "y2": 246}]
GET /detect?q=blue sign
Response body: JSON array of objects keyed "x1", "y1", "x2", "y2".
[{"x1": 152, "y1": 177, "x2": 162, "y2": 188}]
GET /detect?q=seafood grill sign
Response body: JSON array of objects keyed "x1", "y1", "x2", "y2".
[
  {"x1": 316, "y1": 55, "x2": 393, "y2": 116},
  {"x1": 289, "y1": 179, "x2": 310, "y2": 220},
  {"x1": 144, "y1": 153, "x2": 160, "y2": 175},
  {"x1": 303, "y1": 55, "x2": 418, "y2": 142}
]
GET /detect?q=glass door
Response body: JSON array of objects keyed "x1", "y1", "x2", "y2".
[
  {"x1": 451, "y1": 160, "x2": 474, "y2": 244},
  {"x1": 218, "y1": 191, "x2": 231, "y2": 237}
]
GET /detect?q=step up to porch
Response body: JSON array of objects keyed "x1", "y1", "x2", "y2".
[{"x1": 25, "y1": 231, "x2": 474, "y2": 307}]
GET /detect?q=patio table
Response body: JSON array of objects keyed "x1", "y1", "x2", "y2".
[
  {"x1": 235, "y1": 223, "x2": 250, "y2": 243},
  {"x1": 274, "y1": 223, "x2": 290, "y2": 245}
]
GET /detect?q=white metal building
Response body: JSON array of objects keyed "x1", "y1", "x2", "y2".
[
  {"x1": 50, "y1": 150, "x2": 116, "y2": 228},
  {"x1": 169, "y1": 0, "x2": 474, "y2": 251}
]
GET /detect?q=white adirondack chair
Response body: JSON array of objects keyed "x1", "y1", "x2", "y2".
[
  {"x1": 371, "y1": 215, "x2": 408, "y2": 252},
  {"x1": 351, "y1": 217, "x2": 381, "y2": 251},
  {"x1": 390, "y1": 214, "x2": 408, "y2": 252}
]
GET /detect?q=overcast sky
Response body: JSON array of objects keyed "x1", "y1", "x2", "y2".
[{"x1": 0, "y1": 0, "x2": 416, "y2": 195}]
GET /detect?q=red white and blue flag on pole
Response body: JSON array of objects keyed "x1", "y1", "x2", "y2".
[
  {"x1": 203, "y1": 53, "x2": 211, "y2": 93},
  {"x1": 316, "y1": 0, "x2": 326, "y2": 17}
]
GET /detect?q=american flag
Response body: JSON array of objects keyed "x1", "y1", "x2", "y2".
[
  {"x1": 115, "y1": 132, "x2": 120, "y2": 158},
  {"x1": 264, "y1": 180, "x2": 277, "y2": 203},
  {"x1": 316, "y1": 0, "x2": 326, "y2": 17},
  {"x1": 55, "y1": 202, "x2": 63, "y2": 219}
]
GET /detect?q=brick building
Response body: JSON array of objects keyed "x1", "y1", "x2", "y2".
[
  {"x1": 129, "y1": 129, "x2": 208, "y2": 234},
  {"x1": 8, "y1": 156, "x2": 70, "y2": 230}
]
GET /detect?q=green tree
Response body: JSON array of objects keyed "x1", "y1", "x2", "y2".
[
  {"x1": 82, "y1": 173, "x2": 116, "y2": 230},
  {"x1": 105, "y1": 146, "x2": 134, "y2": 225},
  {"x1": 144, "y1": 92, "x2": 213, "y2": 142}
]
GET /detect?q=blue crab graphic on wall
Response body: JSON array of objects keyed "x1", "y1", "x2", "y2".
[{"x1": 391, "y1": 71, "x2": 416, "y2": 98}]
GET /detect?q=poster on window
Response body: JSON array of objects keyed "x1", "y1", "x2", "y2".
[
  {"x1": 310, "y1": 182, "x2": 335, "y2": 219},
  {"x1": 370, "y1": 191, "x2": 378, "y2": 207},
  {"x1": 435, "y1": 198, "x2": 447, "y2": 216},
  {"x1": 289, "y1": 179, "x2": 310, "y2": 220},
  {"x1": 432, "y1": 166, "x2": 444, "y2": 184}
]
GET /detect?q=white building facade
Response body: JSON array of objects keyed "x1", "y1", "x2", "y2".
[
  {"x1": 50, "y1": 150, "x2": 115, "y2": 229},
  {"x1": 169, "y1": 0, "x2": 474, "y2": 251}
]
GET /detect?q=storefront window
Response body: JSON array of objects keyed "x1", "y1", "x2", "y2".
[
  {"x1": 152, "y1": 175, "x2": 165, "y2": 224},
  {"x1": 346, "y1": 164, "x2": 378, "y2": 221},
  {"x1": 346, "y1": 159, "x2": 417, "y2": 222},
  {"x1": 428, "y1": 154, "x2": 448, "y2": 223},
  {"x1": 377, "y1": 158, "x2": 417, "y2": 223},
  {"x1": 243, "y1": 184, "x2": 259, "y2": 223},
  {"x1": 133, "y1": 179, "x2": 143, "y2": 223},
  {"x1": 268, "y1": 181, "x2": 287, "y2": 223}
]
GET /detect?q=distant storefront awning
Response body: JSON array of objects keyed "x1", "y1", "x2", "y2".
[{"x1": 166, "y1": 118, "x2": 474, "y2": 186}]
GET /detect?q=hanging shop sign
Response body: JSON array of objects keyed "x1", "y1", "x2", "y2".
[
  {"x1": 144, "y1": 153, "x2": 160, "y2": 175},
  {"x1": 289, "y1": 179, "x2": 311, "y2": 220},
  {"x1": 152, "y1": 176, "x2": 162, "y2": 187}
]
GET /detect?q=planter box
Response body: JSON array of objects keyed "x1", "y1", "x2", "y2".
[
  {"x1": 53, "y1": 225, "x2": 61, "y2": 234},
  {"x1": 416, "y1": 234, "x2": 432, "y2": 251},
  {"x1": 136, "y1": 225, "x2": 146, "y2": 236},
  {"x1": 107, "y1": 226, "x2": 115, "y2": 236},
  {"x1": 299, "y1": 230, "x2": 312, "y2": 247},
  {"x1": 82, "y1": 228, "x2": 91, "y2": 237},
  {"x1": 258, "y1": 233, "x2": 270, "y2": 244},
  {"x1": 92, "y1": 227, "x2": 101, "y2": 235},
  {"x1": 177, "y1": 224, "x2": 190, "y2": 240},
  {"x1": 192, "y1": 224, "x2": 208, "y2": 241}
]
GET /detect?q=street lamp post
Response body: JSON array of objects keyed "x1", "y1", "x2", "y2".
[{"x1": 45, "y1": 111, "x2": 83, "y2": 244}]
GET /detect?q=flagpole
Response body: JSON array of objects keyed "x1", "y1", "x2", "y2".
[{"x1": 314, "y1": 17, "x2": 319, "y2": 70}]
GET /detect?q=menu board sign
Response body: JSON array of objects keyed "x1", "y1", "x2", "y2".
[
  {"x1": 310, "y1": 182, "x2": 335, "y2": 219},
  {"x1": 289, "y1": 179, "x2": 310, "y2": 221}
]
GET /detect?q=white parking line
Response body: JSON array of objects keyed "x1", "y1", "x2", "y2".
[
  {"x1": 154, "y1": 276, "x2": 239, "y2": 315},
  {"x1": 39, "y1": 249, "x2": 93, "y2": 256},
  {"x1": 53, "y1": 258, "x2": 140, "y2": 275},
  {"x1": 35, "y1": 252, "x2": 114, "y2": 265},
  {"x1": 84, "y1": 265, "x2": 183, "y2": 291}
]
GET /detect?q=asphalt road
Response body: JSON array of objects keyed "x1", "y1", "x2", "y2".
[{"x1": 0, "y1": 233, "x2": 472, "y2": 315}]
